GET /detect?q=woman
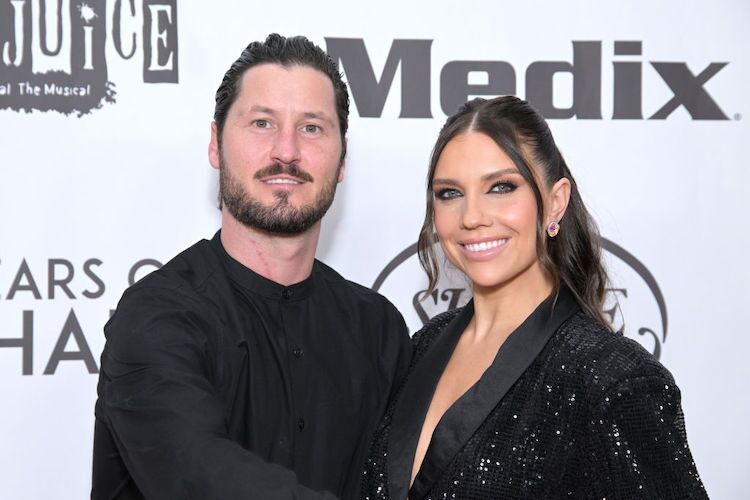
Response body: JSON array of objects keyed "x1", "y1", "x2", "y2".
[{"x1": 362, "y1": 96, "x2": 707, "y2": 499}]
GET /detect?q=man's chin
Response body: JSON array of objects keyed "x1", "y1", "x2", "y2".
[
  {"x1": 262, "y1": 192, "x2": 317, "y2": 211},
  {"x1": 243, "y1": 219, "x2": 321, "y2": 236},
  {"x1": 227, "y1": 205, "x2": 321, "y2": 235},
  {"x1": 220, "y1": 178, "x2": 336, "y2": 235}
]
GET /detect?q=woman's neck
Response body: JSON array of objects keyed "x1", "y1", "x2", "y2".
[{"x1": 469, "y1": 262, "x2": 555, "y2": 343}]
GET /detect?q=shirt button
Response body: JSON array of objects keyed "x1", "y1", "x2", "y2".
[
  {"x1": 292, "y1": 347, "x2": 304, "y2": 358},
  {"x1": 297, "y1": 418, "x2": 305, "y2": 430},
  {"x1": 282, "y1": 289, "x2": 293, "y2": 299}
]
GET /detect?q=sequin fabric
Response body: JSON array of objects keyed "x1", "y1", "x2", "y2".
[{"x1": 361, "y1": 309, "x2": 708, "y2": 499}]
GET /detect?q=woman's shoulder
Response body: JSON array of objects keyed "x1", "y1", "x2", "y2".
[
  {"x1": 553, "y1": 311, "x2": 677, "y2": 397},
  {"x1": 410, "y1": 307, "x2": 464, "y2": 364}
]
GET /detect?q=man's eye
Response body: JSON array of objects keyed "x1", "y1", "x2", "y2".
[
  {"x1": 489, "y1": 181, "x2": 517, "y2": 194},
  {"x1": 303, "y1": 124, "x2": 321, "y2": 133},
  {"x1": 435, "y1": 188, "x2": 462, "y2": 200}
]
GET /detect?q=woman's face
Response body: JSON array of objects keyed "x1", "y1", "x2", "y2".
[{"x1": 432, "y1": 132, "x2": 553, "y2": 294}]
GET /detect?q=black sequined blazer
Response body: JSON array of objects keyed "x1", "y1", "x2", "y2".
[{"x1": 361, "y1": 286, "x2": 708, "y2": 499}]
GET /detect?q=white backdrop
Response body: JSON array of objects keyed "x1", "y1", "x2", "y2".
[{"x1": 1, "y1": 1, "x2": 748, "y2": 498}]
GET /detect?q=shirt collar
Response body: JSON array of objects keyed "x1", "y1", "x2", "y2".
[{"x1": 211, "y1": 230, "x2": 315, "y2": 301}]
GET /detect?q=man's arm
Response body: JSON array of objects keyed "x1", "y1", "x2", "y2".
[{"x1": 94, "y1": 287, "x2": 336, "y2": 500}]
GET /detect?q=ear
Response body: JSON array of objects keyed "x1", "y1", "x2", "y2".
[
  {"x1": 208, "y1": 122, "x2": 221, "y2": 170},
  {"x1": 337, "y1": 139, "x2": 347, "y2": 183},
  {"x1": 546, "y1": 177, "x2": 571, "y2": 224},
  {"x1": 337, "y1": 159, "x2": 346, "y2": 183}
]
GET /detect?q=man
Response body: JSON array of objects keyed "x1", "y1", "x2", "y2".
[{"x1": 92, "y1": 34, "x2": 411, "y2": 500}]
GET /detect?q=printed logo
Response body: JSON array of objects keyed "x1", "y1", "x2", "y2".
[
  {"x1": 373, "y1": 238, "x2": 668, "y2": 359},
  {"x1": 0, "y1": 256, "x2": 163, "y2": 375},
  {"x1": 0, "y1": 0, "x2": 178, "y2": 116},
  {"x1": 326, "y1": 38, "x2": 731, "y2": 121}
]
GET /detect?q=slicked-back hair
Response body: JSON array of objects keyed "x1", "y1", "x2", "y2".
[
  {"x1": 417, "y1": 96, "x2": 609, "y2": 326},
  {"x1": 213, "y1": 33, "x2": 349, "y2": 163}
]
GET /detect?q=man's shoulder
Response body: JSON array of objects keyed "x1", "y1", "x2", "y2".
[
  {"x1": 103, "y1": 238, "x2": 228, "y2": 356},
  {"x1": 127, "y1": 238, "x2": 222, "y2": 297},
  {"x1": 111, "y1": 238, "x2": 227, "y2": 326},
  {"x1": 313, "y1": 260, "x2": 404, "y2": 317}
]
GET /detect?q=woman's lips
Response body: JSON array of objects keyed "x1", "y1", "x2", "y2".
[{"x1": 459, "y1": 238, "x2": 509, "y2": 260}]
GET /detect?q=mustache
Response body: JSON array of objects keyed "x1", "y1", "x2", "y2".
[{"x1": 253, "y1": 163, "x2": 314, "y2": 183}]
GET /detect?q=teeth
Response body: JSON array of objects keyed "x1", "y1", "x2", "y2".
[
  {"x1": 264, "y1": 178, "x2": 302, "y2": 185},
  {"x1": 464, "y1": 239, "x2": 507, "y2": 252}
]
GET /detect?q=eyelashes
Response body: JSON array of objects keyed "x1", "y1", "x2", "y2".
[
  {"x1": 489, "y1": 181, "x2": 517, "y2": 194},
  {"x1": 249, "y1": 120, "x2": 323, "y2": 134},
  {"x1": 435, "y1": 188, "x2": 462, "y2": 200},
  {"x1": 434, "y1": 181, "x2": 518, "y2": 200}
]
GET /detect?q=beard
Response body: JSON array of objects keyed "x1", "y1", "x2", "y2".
[{"x1": 219, "y1": 159, "x2": 340, "y2": 235}]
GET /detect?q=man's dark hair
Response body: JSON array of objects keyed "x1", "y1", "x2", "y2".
[{"x1": 213, "y1": 33, "x2": 350, "y2": 163}]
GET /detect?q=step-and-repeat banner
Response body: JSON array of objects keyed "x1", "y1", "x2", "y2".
[{"x1": 1, "y1": 1, "x2": 747, "y2": 498}]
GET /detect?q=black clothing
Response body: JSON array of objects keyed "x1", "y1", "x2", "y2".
[
  {"x1": 362, "y1": 287, "x2": 707, "y2": 499},
  {"x1": 93, "y1": 232, "x2": 411, "y2": 500}
]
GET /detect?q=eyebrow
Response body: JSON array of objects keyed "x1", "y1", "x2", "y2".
[
  {"x1": 432, "y1": 168, "x2": 519, "y2": 187},
  {"x1": 246, "y1": 106, "x2": 336, "y2": 126},
  {"x1": 246, "y1": 105, "x2": 275, "y2": 115},
  {"x1": 302, "y1": 111, "x2": 333, "y2": 122}
]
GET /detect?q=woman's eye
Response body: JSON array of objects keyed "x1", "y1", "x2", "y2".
[
  {"x1": 489, "y1": 181, "x2": 516, "y2": 194},
  {"x1": 253, "y1": 119, "x2": 269, "y2": 128},
  {"x1": 303, "y1": 124, "x2": 321, "y2": 133},
  {"x1": 435, "y1": 188, "x2": 462, "y2": 200}
]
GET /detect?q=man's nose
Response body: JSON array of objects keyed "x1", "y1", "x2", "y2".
[{"x1": 271, "y1": 126, "x2": 301, "y2": 165}]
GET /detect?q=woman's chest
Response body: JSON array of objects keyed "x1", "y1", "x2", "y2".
[{"x1": 424, "y1": 373, "x2": 594, "y2": 498}]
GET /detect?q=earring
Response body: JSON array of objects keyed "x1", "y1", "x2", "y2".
[{"x1": 546, "y1": 221, "x2": 560, "y2": 238}]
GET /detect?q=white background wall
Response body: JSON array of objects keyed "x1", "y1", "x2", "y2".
[{"x1": 0, "y1": 1, "x2": 748, "y2": 498}]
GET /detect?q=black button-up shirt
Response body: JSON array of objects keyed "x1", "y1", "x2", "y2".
[{"x1": 93, "y1": 232, "x2": 411, "y2": 499}]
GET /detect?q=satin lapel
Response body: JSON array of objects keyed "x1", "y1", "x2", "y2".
[
  {"x1": 409, "y1": 287, "x2": 580, "y2": 499},
  {"x1": 387, "y1": 303, "x2": 475, "y2": 500}
]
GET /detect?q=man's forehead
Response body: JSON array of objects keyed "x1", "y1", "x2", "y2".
[
  {"x1": 233, "y1": 63, "x2": 337, "y2": 118},
  {"x1": 238, "y1": 63, "x2": 335, "y2": 97}
]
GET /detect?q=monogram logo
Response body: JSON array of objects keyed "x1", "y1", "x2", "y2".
[{"x1": 373, "y1": 237, "x2": 668, "y2": 359}]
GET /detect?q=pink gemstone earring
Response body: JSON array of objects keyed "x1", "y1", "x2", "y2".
[{"x1": 546, "y1": 221, "x2": 560, "y2": 238}]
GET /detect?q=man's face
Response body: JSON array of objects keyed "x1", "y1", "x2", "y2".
[{"x1": 209, "y1": 63, "x2": 344, "y2": 234}]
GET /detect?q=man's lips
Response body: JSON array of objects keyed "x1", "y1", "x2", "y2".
[
  {"x1": 254, "y1": 163, "x2": 314, "y2": 183},
  {"x1": 260, "y1": 175, "x2": 305, "y2": 185}
]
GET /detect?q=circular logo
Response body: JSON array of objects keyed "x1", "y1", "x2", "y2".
[{"x1": 373, "y1": 237, "x2": 667, "y2": 359}]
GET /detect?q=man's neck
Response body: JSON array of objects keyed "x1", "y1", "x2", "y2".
[{"x1": 220, "y1": 211, "x2": 320, "y2": 286}]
